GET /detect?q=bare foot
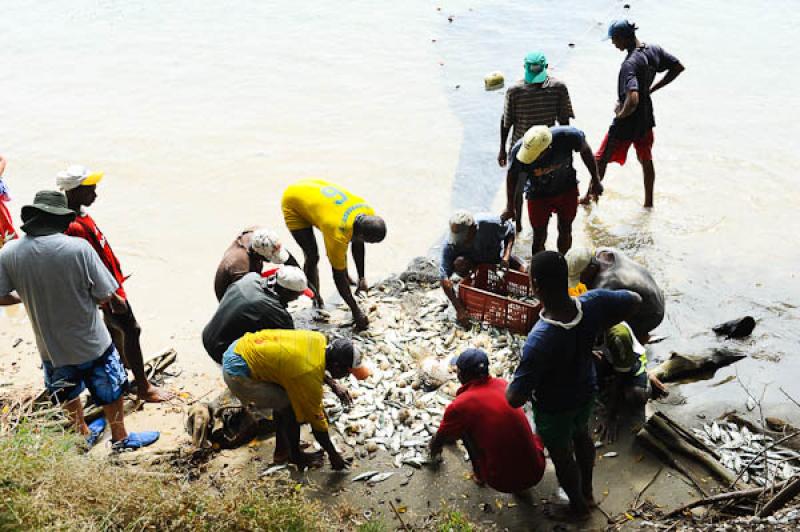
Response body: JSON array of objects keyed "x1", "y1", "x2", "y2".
[
  {"x1": 137, "y1": 382, "x2": 175, "y2": 403},
  {"x1": 543, "y1": 502, "x2": 591, "y2": 522},
  {"x1": 585, "y1": 494, "x2": 597, "y2": 508},
  {"x1": 273, "y1": 449, "x2": 289, "y2": 464}
]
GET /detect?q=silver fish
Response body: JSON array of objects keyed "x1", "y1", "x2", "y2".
[
  {"x1": 352, "y1": 470, "x2": 380, "y2": 481},
  {"x1": 367, "y1": 472, "x2": 394, "y2": 485}
]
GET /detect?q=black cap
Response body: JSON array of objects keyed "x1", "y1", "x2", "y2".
[{"x1": 450, "y1": 348, "x2": 489, "y2": 375}]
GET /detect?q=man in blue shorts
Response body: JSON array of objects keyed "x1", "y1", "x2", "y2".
[
  {"x1": 506, "y1": 251, "x2": 641, "y2": 521},
  {"x1": 0, "y1": 190, "x2": 158, "y2": 450}
]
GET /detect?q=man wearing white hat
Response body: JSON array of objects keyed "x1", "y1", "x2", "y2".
[
  {"x1": 203, "y1": 266, "x2": 313, "y2": 365},
  {"x1": 214, "y1": 227, "x2": 298, "y2": 301},
  {"x1": 59, "y1": 165, "x2": 172, "y2": 403},
  {"x1": 502, "y1": 126, "x2": 603, "y2": 256}
]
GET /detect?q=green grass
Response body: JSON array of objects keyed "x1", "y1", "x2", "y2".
[
  {"x1": 0, "y1": 423, "x2": 332, "y2": 531},
  {"x1": 436, "y1": 510, "x2": 474, "y2": 532}
]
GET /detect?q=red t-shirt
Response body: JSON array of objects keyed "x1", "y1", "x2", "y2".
[
  {"x1": 66, "y1": 213, "x2": 126, "y2": 299},
  {"x1": 436, "y1": 376, "x2": 545, "y2": 493}
]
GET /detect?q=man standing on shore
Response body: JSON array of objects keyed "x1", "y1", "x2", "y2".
[
  {"x1": 502, "y1": 126, "x2": 603, "y2": 255},
  {"x1": 0, "y1": 190, "x2": 159, "y2": 450},
  {"x1": 58, "y1": 165, "x2": 172, "y2": 402},
  {"x1": 281, "y1": 179, "x2": 386, "y2": 331},
  {"x1": 596, "y1": 20, "x2": 684, "y2": 208},
  {"x1": 506, "y1": 251, "x2": 640, "y2": 521}
]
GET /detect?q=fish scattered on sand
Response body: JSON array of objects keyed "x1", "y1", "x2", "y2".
[{"x1": 694, "y1": 421, "x2": 800, "y2": 485}]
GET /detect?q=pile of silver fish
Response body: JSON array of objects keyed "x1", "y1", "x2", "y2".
[
  {"x1": 692, "y1": 421, "x2": 800, "y2": 485},
  {"x1": 319, "y1": 278, "x2": 527, "y2": 468}
]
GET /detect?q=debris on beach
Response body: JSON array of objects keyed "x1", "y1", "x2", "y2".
[
  {"x1": 692, "y1": 420, "x2": 800, "y2": 486},
  {"x1": 312, "y1": 260, "x2": 528, "y2": 466}
]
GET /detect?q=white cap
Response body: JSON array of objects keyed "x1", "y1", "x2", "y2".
[
  {"x1": 566, "y1": 247, "x2": 594, "y2": 288},
  {"x1": 251, "y1": 228, "x2": 290, "y2": 263},
  {"x1": 56, "y1": 164, "x2": 104, "y2": 191},
  {"x1": 448, "y1": 210, "x2": 475, "y2": 245},
  {"x1": 275, "y1": 266, "x2": 308, "y2": 293}
]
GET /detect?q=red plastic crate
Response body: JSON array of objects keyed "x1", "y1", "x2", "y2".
[{"x1": 458, "y1": 264, "x2": 541, "y2": 335}]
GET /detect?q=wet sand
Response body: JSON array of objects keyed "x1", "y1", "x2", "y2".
[{"x1": 2, "y1": 0, "x2": 800, "y2": 529}]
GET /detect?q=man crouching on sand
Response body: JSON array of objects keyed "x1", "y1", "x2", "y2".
[
  {"x1": 222, "y1": 329, "x2": 368, "y2": 469},
  {"x1": 429, "y1": 348, "x2": 545, "y2": 494},
  {"x1": 506, "y1": 251, "x2": 641, "y2": 521}
]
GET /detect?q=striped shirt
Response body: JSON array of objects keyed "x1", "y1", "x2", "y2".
[{"x1": 503, "y1": 76, "x2": 574, "y2": 147}]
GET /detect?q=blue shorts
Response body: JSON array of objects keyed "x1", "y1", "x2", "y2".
[{"x1": 43, "y1": 345, "x2": 129, "y2": 406}]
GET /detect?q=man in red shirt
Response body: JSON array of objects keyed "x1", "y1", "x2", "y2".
[
  {"x1": 58, "y1": 165, "x2": 172, "y2": 402},
  {"x1": 429, "y1": 348, "x2": 545, "y2": 494}
]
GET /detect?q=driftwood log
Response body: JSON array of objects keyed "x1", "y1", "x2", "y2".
[
  {"x1": 757, "y1": 477, "x2": 800, "y2": 518},
  {"x1": 644, "y1": 412, "x2": 742, "y2": 487},
  {"x1": 636, "y1": 428, "x2": 707, "y2": 495},
  {"x1": 665, "y1": 479, "x2": 792, "y2": 518}
]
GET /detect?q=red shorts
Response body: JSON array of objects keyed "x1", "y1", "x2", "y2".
[
  {"x1": 595, "y1": 128, "x2": 654, "y2": 165},
  {"x1": 0, "y1": 201, "x2": 17, "y2": 248},
  {"x1": 527, "y1": 187, "x2": 578, "y2": 228}
]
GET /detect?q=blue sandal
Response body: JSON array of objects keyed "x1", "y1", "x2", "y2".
[
  {"x1": 111, "y1": 431, "x2": 160, "y2": 451},
  {"x1": 85, "y1": 417, "x2": 107, "y2": 448}
]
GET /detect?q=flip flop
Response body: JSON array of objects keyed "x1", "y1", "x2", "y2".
[
  {"x1": 111, "y1": 431, "x2": 160, "y2": 452},
  {"x1": 85, "y1": 417, "x2": 107, "y2": 447}
]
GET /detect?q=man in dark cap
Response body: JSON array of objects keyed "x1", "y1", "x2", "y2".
[
  {"x1": 429, "y1": 348, "x2": 545, "y2": 494},
  {"x1": 595, "y1": 20, "x2": 684, "y2": 208},
  {"x1": 506, "y1": 251, "x2": 641, "y2": 521},
  {"x1": 0, "y1": 191, "x2": 159, "y2": 450},
  {"x1": 221, "y1": 329, "x2": 369, "y2": 469}
]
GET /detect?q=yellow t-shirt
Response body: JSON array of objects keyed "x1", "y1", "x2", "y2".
[
  {"x1": 281, "y1": 178, "x2": 375, "y2": 270},
  {"x1": 234, "y1": 329, "x2": 328, "y2": 432}
]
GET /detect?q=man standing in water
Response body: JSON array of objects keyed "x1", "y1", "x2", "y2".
[
  {"x1": 502, "y1": 126, "x2": 603, "y2": 255},
  {"x1": 596, "y1": 20, "x2": 684, "y2": 207},
  {"x1": 281, "y1": 179, "x2": 386, "y2": 331},
  {"x1": 58, "y1": 165, "x2": 172, "y2": 402},
  {"x1": 498, "y1": 51, "x2": 574, "y2": 168},
  {"x1": 506, "y1": 251, "x2": 640, "y2": 521}
]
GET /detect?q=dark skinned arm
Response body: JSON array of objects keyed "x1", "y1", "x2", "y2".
[
  {"x1": 616, "y1": 90, "x2": 639, "y2": 119},
  {"x1": 441, "y1": 278, "x2": 469, "y2": 325},
  {"x1": 311, "y1": 429, "x2": 349, "y2": 470},
  {"x1": 350, "y1": 240, "x2": 368, "y2": 294},
  {"x1": 498, "y1": 118, "x2": 511, "y2": 167},
  {"x1": 0, "y1": 294, "x2": 21, "y2": 306},
  {"x1": 501, "y1": 167, "x2": 518, "y2": 221},
  {"x1": 505, "y1": 387, "x2": 527, "y2": 409},
  {"x1": 324, "y1": 374, "x2": 352, "y2": 406},
  {"x1": 650, "y1": 62, "x2": 684, "y2": 94},
  {"x1": 333, "y1": 268, "x2": 367, "y2": 329},
  {"x1": 500, "y1": 232, "x2": 515, "y2": 268},
  {"x1": 578, "y1": 140, "x2": 604, "y2": 203}
]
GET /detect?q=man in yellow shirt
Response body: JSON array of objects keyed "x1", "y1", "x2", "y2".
[
  {"x1": 221, "y1": 329, "x2": 369, "y2": 469},
  {"x1": 281, "y1": 179, "x2": 387, "y2": 330}
]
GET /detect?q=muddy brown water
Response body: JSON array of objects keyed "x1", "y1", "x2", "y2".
[{"x1": 1, "y1": 0, "x2": 799, "y2": 529}]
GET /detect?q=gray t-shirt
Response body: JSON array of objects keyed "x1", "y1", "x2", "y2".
[{"x1": 0, "y1": 234, "x2": 118, "y2": 367}]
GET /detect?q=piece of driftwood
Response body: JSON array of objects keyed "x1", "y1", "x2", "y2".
[
  {"x1": 664, "y1": 480, "x2": 791, "y2": 518},
  {"x1": 636, "y1": 428, "x2": 707, "y2": 496},
  {"x1": 645, "y1": 413, "x2": 740, "y2": 487},
  {"x1": 757, "y1": 477, "x2": 800, "y2": 517},
  {"x1": 651, "y1": 349, "x2": 746, "y2": 383}
]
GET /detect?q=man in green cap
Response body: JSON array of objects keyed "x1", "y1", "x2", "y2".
[
  {"x1": 0, "y1": 190, "x2": 159, "y2": 451},
  {"x1": 498, "y1": 51, "x2": 574, "y2": 169}
]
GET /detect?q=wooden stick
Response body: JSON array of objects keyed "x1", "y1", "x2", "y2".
[
  {"x1": 757, "y1": 477, "x2": 800, "y2": 518},
  {"x1": 647, "y1": 414, "x2": 738, "y2": 486},
  {"x1": 634, "y1": 466, "x2": 663, "y2": 508},
  {"x1": 665, "y1": 480, "x2": 791, "y2": 518},
  {"x1": 636, "y1": 428, "x2": 707, "y2": 496},
  {"x1": 388, "y1": 500, "x2": 409, "y2": 531}
]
